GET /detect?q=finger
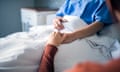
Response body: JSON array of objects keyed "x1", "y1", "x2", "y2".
[
  {"x1": 54, "y1": 19, "x2": 64, "y2": 30},
  {"x1": 51, "y1": 32, "x2": 55, "y2": 35},
  {"x1": 56, "y1": 20, "x2": 64, "y2": 28},
  {"x1": 57, "y1": 19, "x2": 61, "y2": 25},
  {"x1": 54, "y1": 23, "x2": 58, "y2": 29},
  {"x1": 59, "y1": 32, "x2": 64, "y2": 37},
  {"x1": 53, "y1": 19, "x2": 60, "y2": 29},
  {"x1": 55, "y1": 25, "x2": 64, "y2": 30},
  {"x1": 55, "y1": 31, "x2": 61, "y2": 37},
  {"x1": 53, "y1": 32, "x2": 57, "y2": 37},
  {"x1": 55, "y1": 31, "x2": 60, "y2": 34},
  {"x1": 50, "y1": 32, "x2": 55, "y2": 37},
  {"x1": 54, "y1": 22, "x2": 61, "y2": 30},
  {"x1": 53, "y1": 32, "x2": 56, "y2": 36},
  {"x1": 57, "y1": 24, "x2": 64, "y2": 30},
  {"x1": 55, "y1": 18, "x2": 62, "y2": 25},
  {"x1": 53, "y1": 17, "x2": 63, "y2": 26}
]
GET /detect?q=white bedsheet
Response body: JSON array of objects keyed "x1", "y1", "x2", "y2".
[
  {"x1": 0, "y1": 28, "x2": 51, "y2": 62},
  {"x1": 0, "y1": 25, "x2": 54, "y2": 72}
]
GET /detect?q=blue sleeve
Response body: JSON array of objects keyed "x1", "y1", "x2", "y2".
[
  {"x1": 94, "y1": 2, "x2": 113, "y2": 25},
  {"x1": 56, "y1": 0, "x2": 69, "y2": 17}
]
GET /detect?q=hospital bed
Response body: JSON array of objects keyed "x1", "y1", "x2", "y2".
[{"x1": 0, "y1": 15, "x2": 120, "y2": 72}]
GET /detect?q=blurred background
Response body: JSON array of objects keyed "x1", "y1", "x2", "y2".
[{"x1": 0, "y1": 0, "x2": 64, "y2": 37}]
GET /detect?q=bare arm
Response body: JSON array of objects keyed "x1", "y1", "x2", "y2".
[
  {"x1": 38, "y1": 32, "x2": 64, "y2": 72},
  {"x1": 38, "y1": 45, "x2": 58, "y2": 72},
  {"x1": 62, "y1": 21, "x2": 104, "y2": 43},
  {"x1": 73, "y1": 21, "x2": 104, "y2": 39}
]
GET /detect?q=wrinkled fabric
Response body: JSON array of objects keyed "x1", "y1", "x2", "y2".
[{"x1": 56, "y1": 0, "x2": 113, "y2": 24}]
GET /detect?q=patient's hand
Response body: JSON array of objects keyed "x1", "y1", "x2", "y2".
[
  {"x1": 47, "y1": 32, "x2": 65, "y2": 46},
  {"x1": 53, "y1": 17, "x2": 67, "y2": 30}
]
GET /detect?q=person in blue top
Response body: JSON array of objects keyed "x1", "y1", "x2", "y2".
[{"x1": 53, "y1": 0, "x2": 113, "y2": 43}]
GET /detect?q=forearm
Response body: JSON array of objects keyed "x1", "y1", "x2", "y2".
[
  {"x1": 73, "y1": 21, "x2": 104, "y2": 39},
  {"x1": 38, "y1": 44, "x2": 58, "y2": 72}
]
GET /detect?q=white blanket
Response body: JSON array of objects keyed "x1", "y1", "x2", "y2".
[{"x1": 0, "y1": 25, "x2": 53, "y2": 72}]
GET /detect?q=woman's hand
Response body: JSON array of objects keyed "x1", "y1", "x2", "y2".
[
  {"x1": 53, "y1": 17, "x2": 67, "y2": 30},
  {"x1": 47, "y1": 32, "x2": 65, "y2": 46}
]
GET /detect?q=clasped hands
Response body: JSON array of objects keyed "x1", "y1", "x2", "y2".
[
  {"x1": 47, "y1": 31, "x2": 76, "y2": 47},
  {"x1": 47, "y1": 17, "x2": 77, "y2": 46}
]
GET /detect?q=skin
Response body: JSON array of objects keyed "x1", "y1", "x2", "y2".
[
  {"x1": 46, "y1": 32, "x2": 65, "y2": 46},
  {"x1": 64, "y1": 62, "x2": 105, "y2": 72},
  {"x1": 64, "y1": 58, "x2": 120, "y2": 72},
  {"x1": 53, "y1": 17, "x2": 104, "y2": 43}
]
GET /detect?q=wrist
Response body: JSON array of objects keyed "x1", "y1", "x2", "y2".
[
  {"x1": 46, "y1": 44, "x2": 57, "y2": 48},
  {"x1": 72, "y1": 31, "x2": 80, "y2": 40},
  {"x1": 46, "y1": 42, "x2": 59, "y2": 47}
]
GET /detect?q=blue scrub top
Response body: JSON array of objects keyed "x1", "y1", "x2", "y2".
[{"x1": 56, "y1": 0, "x2": 113, "y2": 25}]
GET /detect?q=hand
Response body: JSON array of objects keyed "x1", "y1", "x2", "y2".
[
  {"x1": 47, "y1": 32, "x2": 65, "y2": 46},
  {"x1": 64, "y1": 62, "x2": 104, "y2": 72},
  {"x1": 53, "y1": 17, "x2": 67, "y2": 30},
  {"x1": 62, "y1": 32, "x2": 77, "y2": 44}
]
